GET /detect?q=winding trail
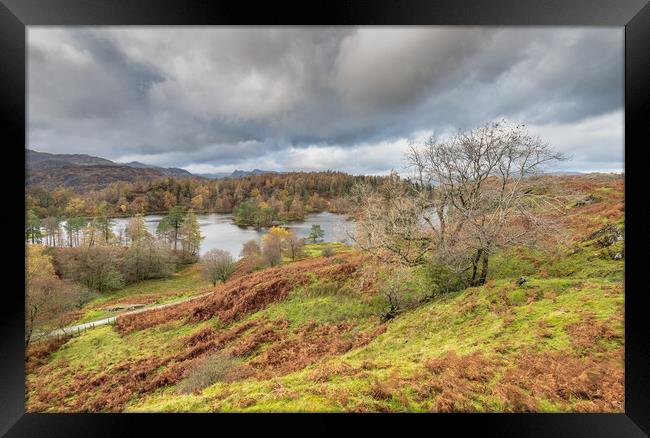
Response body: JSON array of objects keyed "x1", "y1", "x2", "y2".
[{"x1": 34, "y1": 290, "x2": 215, "y2": 340}]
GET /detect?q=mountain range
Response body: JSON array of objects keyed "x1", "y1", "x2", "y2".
[{"x1": 26, "y1": 149, "x2": 276, "y2": 191}]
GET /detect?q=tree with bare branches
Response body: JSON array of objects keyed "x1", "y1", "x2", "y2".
[
  {"x1": 202, "y1": 249, "x2": 235, "y2": 286},
  {"x1": 354, "y1": 120, "x2": 566, "y2": 286}
]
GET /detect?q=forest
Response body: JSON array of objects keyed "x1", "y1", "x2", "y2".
[{"x1": 26, "y1": 171, "x2": 386, "y2": 222}]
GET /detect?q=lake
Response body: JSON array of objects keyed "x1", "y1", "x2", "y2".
[{"x1": 107, "y1": 212, "x2": 352, "y2": 257}]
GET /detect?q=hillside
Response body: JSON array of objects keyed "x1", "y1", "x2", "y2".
[
  {"x1": 26, "y1": 149, "x2": 195, "y2": 191},
  {"x1": 26, "y1": 163, "x2": 168, "y2": 192},
  {"x1": 25, "y1": 174, "x2": 624, "y2": 413},
  {"x1": 26, "y1": 149, "x2": 279, "y2": 191}
]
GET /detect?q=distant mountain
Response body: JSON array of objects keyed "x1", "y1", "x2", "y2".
[
  {"x1": 26, "y1": 149, "x2": 117, "y2": 167},
  {"x1": 196, "y1": 172, "x2": 232, "y2": 179},
  {"x1": 26, "y1": 149, "x2": 194, "y2": 191},
  {"x1": 26, "y1": 149, "x2": 278, "y2": 190},
  {"x1": 120, "y1": 160, "x2": 194, "y2": 178},
  {"x1": 26, "y1": 162, "x2": 165, "y2": 192},
  {"x1": 198, "y1": 169, "x2": 278, "y2": 179}
]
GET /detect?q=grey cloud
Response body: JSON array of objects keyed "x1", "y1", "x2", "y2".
[{"x1": 28, "y1": 27, "x2": 623, "y2": 173}]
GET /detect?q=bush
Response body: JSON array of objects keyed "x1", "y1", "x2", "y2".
[
  {"x1": 176, "y1": 351, "x2": 237, "y2": 394},
  {"x1": 321, "y1": 246, "x2": 335, "y2": 257},
  {"x1": 377, "y1": 268, "x2": 428, "y2": 322},
  {"x1": 239, "y1": 254, "x2": 266, "y2": 274},
  {"x1": 419, "y1": 262, "x2": 467, "y2": 298}
]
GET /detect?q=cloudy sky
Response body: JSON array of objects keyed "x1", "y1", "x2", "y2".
[{"x1": 28, "y1": 27, "x2": 624, "y2": 175}]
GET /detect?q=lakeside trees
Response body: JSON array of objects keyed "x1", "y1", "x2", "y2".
[
  {"x1": 179, "y1": 210, "x2": 203, "y2": 262},
  {"x1": 39, "y1": 207, "x2": 203, "y2": 297},
  {"x1": 157, "y1": 206, "x2": 185, "y2": 251},
  {"x1": 26, "y1": 210, "x2": 42, "y2": 244},
  {"x1": 26, "y1": 171, "x2": 386, "y2": 220}
]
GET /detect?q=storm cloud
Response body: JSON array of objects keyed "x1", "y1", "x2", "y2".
[{"x1": 28, "y1": 27, "x2": 624, "y2": 174}]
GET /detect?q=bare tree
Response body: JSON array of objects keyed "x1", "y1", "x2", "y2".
[
  {"x1": 285, "y1": 232, "x2": 305, "y2": 261},
  {"x1": 350, "y1": 172, "x2": 432, "y2": 266},
  {"x1": 406, "y1": 120, "x2": 566, "y2": 285},
  {"x1": 354, "y1": 120, "x2": 566, "y2": 286},
  {"x1": 240, "y1": 239, "x2": 261, "y2": 258},
  {"x1": 202, "y1": 249, "x2": 235, "y2": 286}
]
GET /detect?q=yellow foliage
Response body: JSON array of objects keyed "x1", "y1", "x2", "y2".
[
  {"x1": 262, "y1": 226, "x2": 290, "y2": 242},
  {"x1": 191, "y1": 194, "x2": 204, "y2": 210},
  {"x1": 26, "y1": 245, "x2": 55, "y2": 280}
]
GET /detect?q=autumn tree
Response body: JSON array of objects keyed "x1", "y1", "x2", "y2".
[
  {"x1": 55, "y1": 246, "x2": 125, "y2": 293},
  {"x1": 25, "y1": 245, "x2": 91, "y2": 345},
  {"x1": 123, "y1": 238, "x2": 175, "y2": 283},
  {"x1": 406, "y1": 121, "x2": 566, "y2": 285},
  {"x1": 240, "y1": 239, "x2": 261, "y2": 258},
  {"x1": 202, "y1": 249, "x2": 235, "y2": 286},
  {"x1": 261, "y1": 226, "x2": 288, "y2": 266},
  {"x1": 64, "y1": 217, "x2": 87, "y2": 247},
  {"x1": 96, "y1": 204, "x2": 115, "y2": 244},
  {"x1": 351, "y1": 172, "x2": 431, "y2": 266},
  {"x1": 126, "y1": 214, "x2": 151, "y2": 245},
  {"x1": 42, "y1": 216, "x2": 62, "y2": 247}
]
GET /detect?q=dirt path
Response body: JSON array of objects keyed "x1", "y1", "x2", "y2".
[{"x1": 34, "y1": 290, "x2": 215, "y2": 340}]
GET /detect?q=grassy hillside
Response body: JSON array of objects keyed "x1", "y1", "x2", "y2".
[{"x1": 26, "y1": 174, "x2": 624, "y2": 413}]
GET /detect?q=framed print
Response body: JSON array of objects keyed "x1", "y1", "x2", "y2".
[{"x1": 1, "y1": 0, "x2": 648, "y2": 436}]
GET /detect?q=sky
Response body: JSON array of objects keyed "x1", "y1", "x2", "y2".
[{"x1": 27, "y1": 27, "x2": 624, "y2": 175}]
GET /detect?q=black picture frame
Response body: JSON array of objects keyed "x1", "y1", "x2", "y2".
[{"x1": 1, "y1": 1, "x2": 648, "y2": 436}]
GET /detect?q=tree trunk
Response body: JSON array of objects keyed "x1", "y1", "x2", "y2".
[
  {"x1": 478, "y1": 252, "x2": 489, "y2": 286},
  {"x1": 470, "y1": 248, "x2": 483, "y2": 286}
]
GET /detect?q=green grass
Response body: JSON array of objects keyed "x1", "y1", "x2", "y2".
[
  {"x1": 303, "y1": 242, "x2": 353, "y2": 257},
  {"x1": 124, "y1": 271, "x2": 623, "y2": 412},
  {"x1": 241, "y1": 279, "x2": 382, "y2": 329},
  {"x1": 72, "y1": 265, "x2": 211, "y2": 325}
]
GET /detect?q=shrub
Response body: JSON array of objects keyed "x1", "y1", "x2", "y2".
[
  {"x1": 377, "y1": 268, "x2": 428, "y2": 322},
  {"x1": 419, "y1": 262, "x2": 467, "y2": 298},
  {"x1": 239, "y1": 254, "x2": 266, "y2": 274},
  {"x1": 321, "y1": 246, "x2": 335, "y2": 257},
  {"x1": 176, "y1": 351, "x2": 237, "y2": 394}
]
